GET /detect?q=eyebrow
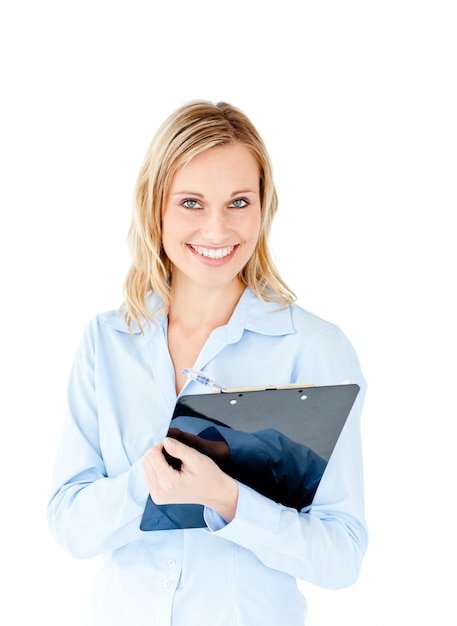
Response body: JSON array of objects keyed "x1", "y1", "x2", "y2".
[
  {"x1": 171, "y1": 191, "x2": 204, "y2": 198},
  {"x1": 171, "y1": 189, "x2": 258, "y2": 197}
]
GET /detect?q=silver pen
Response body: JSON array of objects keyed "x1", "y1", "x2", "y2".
[{"x1": 182, "y1": 368, "x2": 227, "y2": 392}]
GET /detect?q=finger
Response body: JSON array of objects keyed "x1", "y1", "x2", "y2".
[
  {"x1": 143, "y1": 444, "x2": 182, "y2": 503},
  {"x1": 143, "y1": 453, "x2": 158, "y2": 494},
  {"x1": 162, "y1": 437, "x2": 203, "y2": 469},
  {"x1": 143, "y1": 445, "x2": 168, "y2": 487}
]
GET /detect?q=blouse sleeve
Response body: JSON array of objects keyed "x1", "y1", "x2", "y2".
[
  {"x1": 204, "y1": 325, "x2": 368, "y2": 590},
  {"x1": 46, "y1": 320, "x2": 150, "y2": 559}
]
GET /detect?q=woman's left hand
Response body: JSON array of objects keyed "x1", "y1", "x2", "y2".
[{"x1": 143, "y1": 437, "x2": 238, "y2": 522}]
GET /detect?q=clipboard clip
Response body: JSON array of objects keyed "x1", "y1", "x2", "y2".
[{"x1": 182, "y1": 369, "x2": 314, "y2": 394}]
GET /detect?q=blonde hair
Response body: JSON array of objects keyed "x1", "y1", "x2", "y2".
[{"x1": 123, "y1": 100, "x2": 295, "y2": 330}]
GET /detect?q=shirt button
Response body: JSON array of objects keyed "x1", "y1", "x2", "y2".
[
  {"x1": 162, "y1": 579, "x2": 170, "y2": 589},
  {"x1": 168, "y1": 559, "x2": 175, "y2": 568}
]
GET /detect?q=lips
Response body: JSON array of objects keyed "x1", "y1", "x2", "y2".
[{"x1": 188, "y1": 244, "x2": 238, "y2": 259}]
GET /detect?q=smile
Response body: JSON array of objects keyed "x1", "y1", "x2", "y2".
[{"x1": 189, "y1": 245, "x2": 238, "y2": 259}]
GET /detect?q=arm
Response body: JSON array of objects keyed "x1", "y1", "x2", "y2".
[
  {"x1": 205, "y1": 326, "x2": 368, "y2": 590},
  {"x1": 47, "y1": 321, "x2": 150, "y2": 559}
]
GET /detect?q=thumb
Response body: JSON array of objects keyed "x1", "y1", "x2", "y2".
[{"x1": 163, "y1": 436, "x2": 195, "y2": 461}]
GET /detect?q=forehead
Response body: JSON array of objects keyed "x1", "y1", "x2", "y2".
[{"x1": 171, "y1": 143, "x2": 260, "y2": 191}]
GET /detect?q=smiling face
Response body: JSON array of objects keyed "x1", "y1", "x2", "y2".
[{"x1": 161, "y1": 143, "x2": 261, "y2": 293}]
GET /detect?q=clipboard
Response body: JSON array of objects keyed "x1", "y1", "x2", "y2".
[{"x1": 140, "y1": 383, "x2": 360, "y2": 531}]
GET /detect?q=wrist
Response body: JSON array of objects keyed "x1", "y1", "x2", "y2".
[{"x1": 207, "y1": 475, "x2": 239, "y2": 523}]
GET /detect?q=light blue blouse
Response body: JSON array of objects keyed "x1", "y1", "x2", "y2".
[{"x1": 47, "y1": 288, "x2": 368, "y2": 626}]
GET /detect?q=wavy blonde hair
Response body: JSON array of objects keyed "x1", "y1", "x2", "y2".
[{"x1": 123, "y1": 100, "x2": 295, "y2": 330}]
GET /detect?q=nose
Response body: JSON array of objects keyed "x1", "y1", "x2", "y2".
[{"x1": 200, "y1": 210, "x2": 230, "y2": 244}]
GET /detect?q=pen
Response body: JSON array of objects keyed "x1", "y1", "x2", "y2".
[{"x1": 182, "y1": 368, "x2": 227, "y2": 392}]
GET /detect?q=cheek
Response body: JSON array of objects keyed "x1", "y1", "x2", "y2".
[
  {"x1": 160, "y1": 221, "x2": 179, "y2": 261},
  {"x1": 160, "y1": 223, "x2": 171, "y2": 254},
  {"x1": 161, "y1": 210, "x2": 182, "y2": 247},
  {"x1": 247, "y1": 211, "x2": 262, "y2": 243}
]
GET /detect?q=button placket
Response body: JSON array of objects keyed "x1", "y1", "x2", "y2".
[{"x1": 161, "y1": 556, "x2": 180, "y2": 590}]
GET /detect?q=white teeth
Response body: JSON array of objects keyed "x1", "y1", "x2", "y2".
[{"x1": 193, "y1": 245, "x2": 235, "y2": 259}]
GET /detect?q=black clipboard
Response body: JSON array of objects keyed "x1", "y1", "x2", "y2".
[{"x1": 140, "y1": 383, "x2": 359, "y2": 531}]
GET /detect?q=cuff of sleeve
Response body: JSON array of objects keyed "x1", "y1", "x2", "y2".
[
  {"x1": 203, "y1": 507, "x2": 228, "y2": 531},
  {"x1": 205, "y1": 482, "x2": 282, "y2": 540}
]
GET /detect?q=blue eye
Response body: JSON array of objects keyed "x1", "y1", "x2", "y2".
[
  {"x1": 182, "y1": 199, "x2": 201, "y2": 209},
  {"x1": 230, "y1": 198, "x2": 248, "y2": 208}
]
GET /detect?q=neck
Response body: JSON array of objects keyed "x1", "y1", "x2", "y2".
[{"x1": 168, "y1": 278, "x2": 245, "y2": 330}]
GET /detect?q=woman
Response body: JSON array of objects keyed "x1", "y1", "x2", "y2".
[{"x1": 47, "y1": 100, "x2": 368, "y2": 625}]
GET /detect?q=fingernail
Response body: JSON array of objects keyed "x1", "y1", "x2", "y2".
[{"x1": 166, "y1": 437, "x2": 175, "y2": 451}]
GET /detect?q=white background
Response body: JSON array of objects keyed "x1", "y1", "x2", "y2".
[{"x1": 1, "y1": 1, "x2": 456, "y2": 624}]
